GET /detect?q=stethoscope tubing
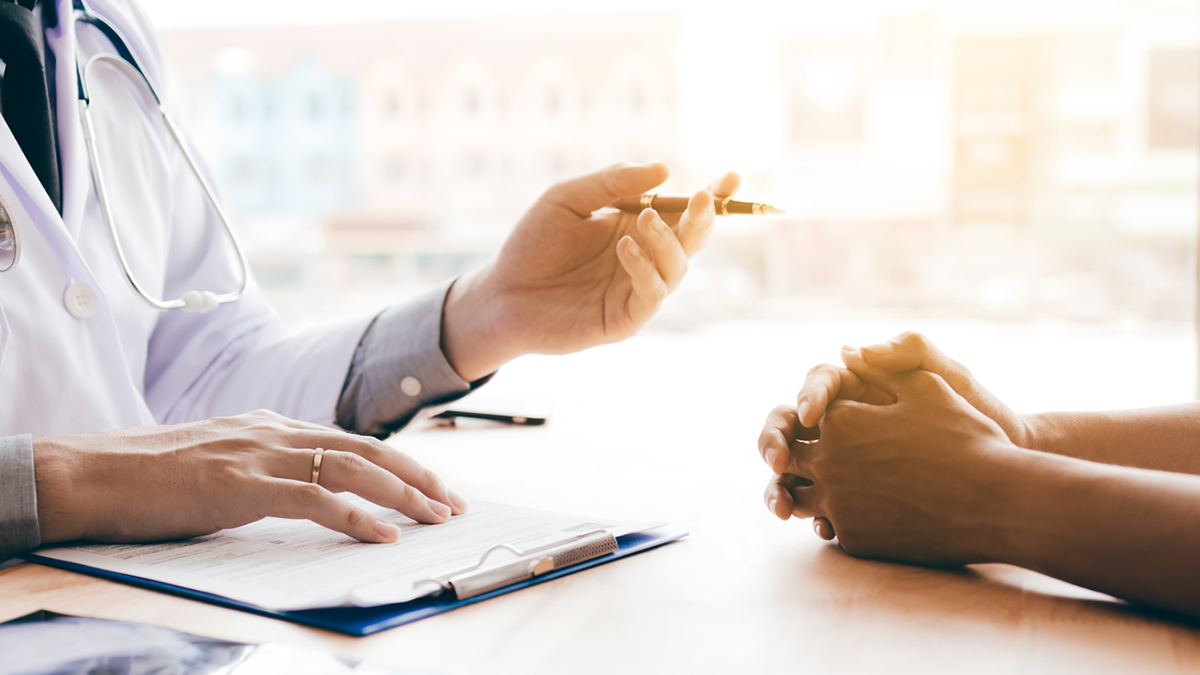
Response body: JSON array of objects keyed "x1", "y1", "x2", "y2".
[{"x1": 68, "y1": 0, "x2": 250, "y2": 312}]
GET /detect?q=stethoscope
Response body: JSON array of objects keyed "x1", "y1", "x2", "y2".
[{"x1": 0, "y1": 0, "x2": 249, "y2": 313}]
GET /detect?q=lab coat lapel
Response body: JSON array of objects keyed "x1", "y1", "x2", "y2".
[
  {"x1": 0, "y1": 116, "x2": 61, "y2": 238},
  {"x1": 47, "y1": 0, "x2": 90, "y2": 242}
]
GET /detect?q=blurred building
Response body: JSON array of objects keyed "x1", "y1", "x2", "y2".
[
  {"x1": 158, "y1": 3, "x2": 1198, "y2": 325},
  {"x1": 161, "y1": 12, "x2": 682, "y2": 300},
  {"x1": 763, "y1": 2, "x2": 1198, "y2": 320}
]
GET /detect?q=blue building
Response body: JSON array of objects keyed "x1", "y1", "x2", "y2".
[{"x1": 209, "y1": 57, "x2": 357, "y2": 216}]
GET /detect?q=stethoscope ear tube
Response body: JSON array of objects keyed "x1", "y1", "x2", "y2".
[{"x1": 72, "y1": 6, "x2": 249, "y2": 313}]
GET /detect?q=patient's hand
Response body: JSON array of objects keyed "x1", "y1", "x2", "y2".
[
  {"x1": 766, "y1": 362, "x2": 1021, "y2": 565},
  {"x1": 34, "y1": 410, "x2": 467, "y2": 546},
  {"x1": 758, "y1": 333, "x2": 1032, "y2": 533},
  {"x1": 795, "y1": 333, "x2": 1033, "y2": 445}
]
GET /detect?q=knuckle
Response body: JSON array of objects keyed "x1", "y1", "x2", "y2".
[
  {"x1": 399, "y1": 482, "x2": 424, "y2": 505},
  {"x1": 343, "y1": 508, "x2": 370, "y2": 532},
  {"x1": 337, "y1": 452, "x2": 369, "y2": 480},
  {"x1": 295, "y1": 482, "x2": 325, "y2": 507},
  {"x1": 416, "y1": 467, "x2": 439, "y2": 490},
  {"x1": 910, "y1": 370, "x2": 945, "y2": 391},
  {"x1": 806, "y1": 363, "x2": 837, "y2": 380},
  {"x1": 362, "y1": 438, "x2": 389, "y2": 461}
]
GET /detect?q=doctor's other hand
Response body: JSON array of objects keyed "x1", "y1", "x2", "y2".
[
  {"x1": 33, "y1": 410, "x2": 467, "y2": 546},
  {"x1": 762, "y1": 364, "x2": 1021, "y2": 566},
  {"x1": 441, "y1": 163, "x2": 739, "y2": 381}
]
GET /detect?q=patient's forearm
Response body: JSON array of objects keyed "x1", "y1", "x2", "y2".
[
  {"x1": 994, "y1": 449, "x2": 1200, "y2": 618},
  {"x1": 1023, "y1": 403, "x2": 1200, "y2": 475}
]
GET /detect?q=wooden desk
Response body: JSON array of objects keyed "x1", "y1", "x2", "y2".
[{"x1": 2, "y1": 326, "x2": 1199, "y2": 674}]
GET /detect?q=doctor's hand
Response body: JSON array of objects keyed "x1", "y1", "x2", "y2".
[
  {"x1": 440, "y1": 163, "x2": 739, "y2": 381},
  {"x1": 33, "y1": 410, "x2": 467, "y2": 546}
]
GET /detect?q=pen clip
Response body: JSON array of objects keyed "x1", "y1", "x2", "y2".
[{"x1": 429, "y1": 529, "x2": 618, "y2": 600}]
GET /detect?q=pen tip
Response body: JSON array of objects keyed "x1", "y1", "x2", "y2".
[{"x1": 763, "y1": 205, "x2": 785, "y2": 215}]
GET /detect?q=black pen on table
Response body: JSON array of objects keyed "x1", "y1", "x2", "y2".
[{"x1": 609, "y1": 194, "x2": 784, "y2": 216}]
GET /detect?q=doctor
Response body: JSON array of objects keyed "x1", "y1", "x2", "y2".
[{"x1": 0, "y1": 0, "x2": 736, "y2": 560}]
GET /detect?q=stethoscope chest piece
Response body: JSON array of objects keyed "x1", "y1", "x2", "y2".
[{"x1": 0, "y1": 193, "x2": 17, "y2": 273}]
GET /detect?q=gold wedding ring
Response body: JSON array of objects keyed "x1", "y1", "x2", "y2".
[{"x1": 311, "y1": 447, "x2": 325, "y2": 485}]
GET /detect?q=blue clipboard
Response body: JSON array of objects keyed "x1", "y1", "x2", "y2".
[{"x1": 26, "y1": 529, "x2": 686, "y2": 636}]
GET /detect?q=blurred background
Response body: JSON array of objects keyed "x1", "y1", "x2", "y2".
[{"x1": 139, "y1": 0, "x2": 1199, "y2": 415}]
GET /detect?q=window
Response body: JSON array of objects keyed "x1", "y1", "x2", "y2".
[
  {"x1": 385, "y1": 154, "x2": 406, "y2": 182},
  {"x1": 385, "y1": 90, "x2": 401, "y2": 119}
]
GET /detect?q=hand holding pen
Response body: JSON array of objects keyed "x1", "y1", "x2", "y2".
[{"x1": 609, "y1": 193, "x2": 783, "y2": 216}]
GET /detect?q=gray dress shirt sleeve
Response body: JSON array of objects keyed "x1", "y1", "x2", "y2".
[
  {"x1": 336, "y1": 279, "x2": 492, "y2": 438},
  {"x1": 0, "y1": 434, "x2": 39, "y2": 563}
]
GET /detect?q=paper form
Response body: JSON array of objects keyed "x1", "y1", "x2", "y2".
[{"x1": 33, "y1": 500, "x2": 659, "y2": 611}]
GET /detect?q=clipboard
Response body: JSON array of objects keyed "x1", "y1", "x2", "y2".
[{"x1": 26, "y1": 528, "x2": 686, "y2": 636}]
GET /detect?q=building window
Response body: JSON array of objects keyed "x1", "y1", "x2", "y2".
[
  {"x1": 1148, "y1": 48, "x2": 1200, "y2": 150},
  {"x1": 629, "y1": 84, "x2": 646, "y2": 114},
  {"x1": 385, "y1": 154, "x2": 406, "y2": 182},
  {"x1": 385, "y1": 90, "x2": 401, "y2": 119},
  {"x1": 465, "y1": 152, "x2": 484, "y2": 178},
  {"x1": 232, "y1": 157, "x2": 253, "y2": 183},
  {"x1": 230, "y1": 94, "x2": 247, "y2": 123},
  {"x1": 308, "y1": 158, "x2": 329, "y2": 184}
]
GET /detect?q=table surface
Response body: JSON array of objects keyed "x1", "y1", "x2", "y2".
[{"x1": 2, "y1": 322, "x2": 1199, "y2": 674}]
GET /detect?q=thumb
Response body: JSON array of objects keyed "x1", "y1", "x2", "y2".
[
  {"x1": 839, "y1": 346, "x2": 908, "y2": 400},
  {"x1": 544, "y1": 162, "x2": 670, "y2": 216},
  {"x1": 860, "y1": 332, "x2": 976, "y2": 402}
]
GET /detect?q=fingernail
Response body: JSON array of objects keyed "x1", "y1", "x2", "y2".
[
  {"x1": 864, "y1": 342, "x2": 894, "y2": 355},
  {"x1": 376, "y1": 520, "x2": 401, "y2": 542},
  {"x1": 448, "y1": 489, "x2": 470, "y2": 513},
  {"x1": 767, "y1": 496, "x2": 778, "y2": 517},
  {"x1": 841, "y1": 345, "x2": 858, "y2": 353},
  {"x1": 427, "y1": 498, "x2": 451, "y2": 520},
  {"x1": 797, "y1": 400, "x2": 811, "y2": 427},
  {"x1": 812, "y1": 519, "x2": 823, "y2": 537}
]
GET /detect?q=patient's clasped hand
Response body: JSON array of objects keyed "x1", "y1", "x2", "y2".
[{"x1": 758, "y1": 332, "x2": 1200, "y2": 619}]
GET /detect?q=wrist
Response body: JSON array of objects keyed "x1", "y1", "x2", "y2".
[
  {"x1": 441, "y1": 265, "x2": 523, "y2": 382},
  {"x1": 973, "y1": 444, "x2": 1072, "y2": 566},
  {"x1": 33, "y1": 436, "x2": 88, "y2": 544}
]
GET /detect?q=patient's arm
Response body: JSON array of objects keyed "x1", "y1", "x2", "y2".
[
  {"x1": 1022, "y1": 405, "x2": 1200, "y2": 475},
  {"x1": 761, "y1": 363, "x2": 1200, "y2": 619}
]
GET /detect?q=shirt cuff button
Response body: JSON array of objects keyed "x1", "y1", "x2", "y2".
[{"x1": 400, "y1": 376, "x2": 422, "y2": 397}]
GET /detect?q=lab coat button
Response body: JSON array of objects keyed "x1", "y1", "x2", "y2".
[
  {"x1": 400, "y1": 376, "x2": 422, "y2": 397},
  {"x1": 64, "y1": 282, "x2": 98, "y2": 319}
]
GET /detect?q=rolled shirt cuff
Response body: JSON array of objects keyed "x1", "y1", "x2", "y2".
[
  {"x1": 0, "y1": 434, "x2": 39, "y2": 563},
  {"x1": 336, "y1": 279, "x2": 492, "y2": 438}
]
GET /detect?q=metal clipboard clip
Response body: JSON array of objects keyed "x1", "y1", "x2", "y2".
[{"x1": 428, "y1": 530, "x2": 619, "y2": 600}]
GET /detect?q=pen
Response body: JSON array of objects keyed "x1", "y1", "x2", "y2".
[{"x1": 610, "y1": 194, "x2": 784, "y2": 216}]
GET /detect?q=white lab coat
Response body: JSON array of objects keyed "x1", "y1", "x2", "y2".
[{"x1": 0, "y1": 0, "x2": 371, "y2": 437}]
